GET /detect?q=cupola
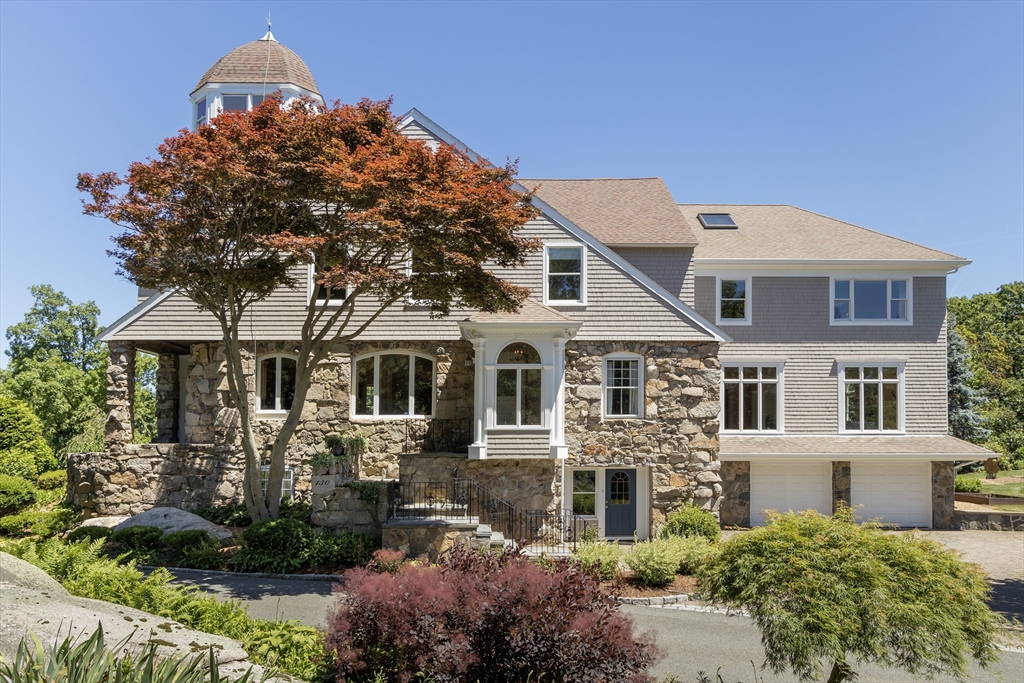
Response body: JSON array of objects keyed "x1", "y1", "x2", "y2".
[{"x1": 190, "y1": 25, "x2": 323, "y2": 130}]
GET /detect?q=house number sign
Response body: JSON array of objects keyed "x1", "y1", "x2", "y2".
[{"x1": 311, "y1": 476, "x2": 336, "y2": 494}]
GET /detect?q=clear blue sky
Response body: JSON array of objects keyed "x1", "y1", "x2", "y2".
[{"x1": 1, "y1": 1, "x2": 1022, "y2": 364}]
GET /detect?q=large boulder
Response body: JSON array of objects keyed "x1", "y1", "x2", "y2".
[
  {"x1": 79, "y1": 515, "x2": 130, "y2": 529},
  {"x1": 0, "y1": 552, "x2": 273, "y2": 679},
  {"x1": 113, "y1": 507, "x2": 233, "y2": 541}
]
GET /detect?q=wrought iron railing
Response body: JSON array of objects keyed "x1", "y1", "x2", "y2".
[{"x1": 392, "y1": 476, "x2": 583, "y2": 555}]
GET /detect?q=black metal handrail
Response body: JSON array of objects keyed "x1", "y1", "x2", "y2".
[{"x1": 392, "y1": 476, "x2": 583, "y2": 554}]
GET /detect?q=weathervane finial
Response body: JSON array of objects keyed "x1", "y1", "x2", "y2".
[{"x1": 260, "y1": 13, "x2": 276, "y2": 42}]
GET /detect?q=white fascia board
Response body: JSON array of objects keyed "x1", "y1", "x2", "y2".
[
  {"x1": 96, "y1": 290, "x2": 176, "y2": 343},
  {"x1": 693, "y1": 258, "x2": 971, "y2": 276},
  {"x1": 718, "y1": 452, "x2": 957, "y2": 461},
  {"x1": 523, "y1": 191, "x2": 730, "y2": 343},
  {"x1": 398, "y1": 109, "x2": 730, "y2": 343},
  {"x1": 606, "y1": 242, "x2": 698, "y2": 249}
]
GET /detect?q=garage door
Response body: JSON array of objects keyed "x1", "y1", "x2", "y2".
[
  {"x1": 750, "y1": 461, "x2": 832, "y2": 526},
  {"x1": 851, "y1": 461, "x2": 931, "y2": 528}
]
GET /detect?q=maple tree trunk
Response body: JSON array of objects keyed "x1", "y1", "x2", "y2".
[
  {"x1": 264, "y1": 341, "x2": 317, "y2": 518},
  {"x1": 826, "y1": 659, "x2": 852, "y2": 683},
  {"x1": 220, "y1": 329, "x2": 270, "y2": 522}
]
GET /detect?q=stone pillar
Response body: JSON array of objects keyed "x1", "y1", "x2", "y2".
[
  {"x1": 719, "y1": 461, "x2": 750, "y2": 527},
  {"x1": 105, "y1": 342, "x2": 136, "y2": 452},
  {"x1": 932, "y1": 461, "x2": 955, "y2": 529},
  {"x1": 832, "y1": 461, "x2": 851, "y2": 513},
  {"x1": 154, "y1": 353, "x2": 180, "y2": 443}
]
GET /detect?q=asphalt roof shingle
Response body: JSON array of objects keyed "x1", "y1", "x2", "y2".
[
  {"x1": 720, "y1": 435, "x2": 993, "y2": 457},
  {"x1": 522, "y1": 178, "x2": 698, "y2": 247},
  {"x1": 194, "y1": 37, "x2": 319, "y2": 95}
]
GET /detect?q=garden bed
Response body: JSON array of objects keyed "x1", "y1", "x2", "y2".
[{"x1": 605, "y1": 573, "x2": 698, "y2": 598}]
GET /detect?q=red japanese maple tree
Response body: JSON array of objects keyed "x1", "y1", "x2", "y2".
[{"x1": 79, "y1": 95, "x2": 539, "y2": 520}]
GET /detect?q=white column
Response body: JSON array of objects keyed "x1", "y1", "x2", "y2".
[
  {"x1": 468, "y1": 337, "x2": 487, "y2": 460},
  {"x1": 550, "y1": 337, "x2": 568, "y2": 460}
]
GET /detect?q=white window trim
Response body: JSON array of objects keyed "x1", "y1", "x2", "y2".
[
  {"x1": 715, "y1": 275, "x2": 752, "y2": 326},
  {"x1": 350, "y1": 351, "x2": 436, "y2": 420},
  {"x1": 569, "y1": 468, "x2": 599, "y2": 519},
  {"x1": 307, "y1": 263, "x2": 348, "y2": 308},
  {"x1": 543, "y1": 242, "x2": 587, "y2": 306},
  {"x1": 836, "y1": 361, "x2": 906, "y2": 434},
  {"x1": 255, "y1": 354, "x2": 298, "y2": 417},
  {"x1": 195, "y1": 98, "x2": 207, "y2": 129},
  {"x1": 601, "y1": 352, "x2": 645, "y2": 420},
  {"x1": 493, "y1": 359, "x2": 545, "y2": 428},
  {"x1": 260, "y1": 465, "x2": 294, "y2": 501},
  {"x1": 720, "y1": 361, "x2": 785, "y2": 433},
  {"x1": 830, "y1": 276, "x2": 913, "y2": 326}
]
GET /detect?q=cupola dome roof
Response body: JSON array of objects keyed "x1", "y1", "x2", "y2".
[{"x1": 193, "y1": 31, "x2": 319, "y2": 95}]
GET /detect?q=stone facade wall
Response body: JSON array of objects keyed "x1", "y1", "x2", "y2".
[
  {"x1": 932, "y1": 461, "x2": 955, "y2": 530},
  {"x1": 398, "y1": 453, "x2": 558, "y2": 512},
  {"x1": 311, "y1": 482, "x2": 392, "y2": 538},
  {"x1": 832, "y1": 461, "x2": 851, "y2": 512},
  {"x1": 105, "y1": 342, "x2": 135, "y2": 452},
  {"x1": 952, "y1": 510, "x2": 1024, "y2": 531},
  {"x1": 719, "y1": 461, "x2": 750, "y2": 527},
  {"x1": 154, "y1": 353, "x2": 179, "y2": 443},
  {"x1": 68, "y1": 445, "x2": 244, "y2": 517},
  {"x1": 564, "y1": 341, "x2": 722, "y2": 528}
]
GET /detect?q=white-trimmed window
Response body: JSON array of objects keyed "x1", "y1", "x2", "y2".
[
  {"x1": 603, "y1": 353, "x2": 643, "y2": 418},
  {"x1": 544, "y1": 244, "x2": 585, "y2": 304},
  {"x1": 722, "y1": 364, "x2": 782, "y2": 432},
  {"x1": 716, "y1": 276, "x2": 751, "y2": 325},
  {"x1": 260, "y1": 465, "x2": 294, "y2": 501},
  {"x1": 839, "y1": 363, "x2": 903, "y2": 432},
  {"x1": 571, "y1": 470, "x2": 596, "y2": 516},
  {"x1": 495, "y1": 342, "x2": 543, "y2": 427},
  {"x1": 308, "y1": 262, "x2": 347, "y2": 305},
  {"x1": 257, "y1": 355, "x2": 297, "y2": 413},
  {"x1": 222, "y1": 94, "x2": 249, "y2": 112},
  {"x1": 195, "y1": 98, "x2": 207, "y2": 129},
  {"x1": 832, "y1": 278, "x2": 911, "y2": 324},
  {"x1": 353, "y1": 352, "x2": 434, "y2": 418}
]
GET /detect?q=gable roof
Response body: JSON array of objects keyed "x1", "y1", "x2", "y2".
[
  {"x1": 520, "y1": 178, "x2": 697, "y2": 247},
  {"x1": 684, "y1": 204, "x2": 968, "y2": 264},
  {"x1": 466, "y1": 298, "x2": 575, "y2": 324}
]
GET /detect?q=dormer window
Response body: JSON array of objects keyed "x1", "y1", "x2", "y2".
[{"x1": 195, "y1": 98, "x2": 207, "y2": 128}]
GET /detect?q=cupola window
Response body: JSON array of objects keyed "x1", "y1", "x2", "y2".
[
  {"x1": 222, "y1": 94, "x2": 248, "y2": 112},
  {"x1": 195, "y1": 98, "x2": 207, "y2": 128}
]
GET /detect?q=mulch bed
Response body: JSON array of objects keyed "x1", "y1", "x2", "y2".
[{"x1": 602, "y1": 574, "x2": 697, "y2": 598}]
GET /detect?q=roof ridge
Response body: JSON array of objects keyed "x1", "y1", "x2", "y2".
[{"x1": 519, "y1": 177, "x2": 662, "y2": 182}]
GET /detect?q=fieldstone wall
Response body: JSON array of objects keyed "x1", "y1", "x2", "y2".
[
  {"x1": 311, "y1": 482, "x2": 392, "y2": 538},
  {"x1": 399, "y1": 453, "x2": 558, "y2": 512},
  {"x1": 564, "y1": 341, "x2": 722, "y2": 528},
  {"x1": 832, "y1": 461, "x2": 851, "y2": 513},
  {"x1": 932, "y1": 461, "x2": 955, "y2": 530},
  {"x1": 154, "y1": 353, "x2": 179, "y2": 443},
  {"x1": 105, "y1": 342, "x2": 136, "y2": 453},
  {"x1": 719, "y1": 461, "x2": 750, "y2": 527},
  {"x1": 952, "y1": 510, "x2": 1024, "y2": 531},
  {"x1": 182, "y1": 340, "x2": 475, "y2": 479}
]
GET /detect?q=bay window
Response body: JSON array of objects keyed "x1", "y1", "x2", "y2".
[
  {"x1": 258, "y1": 355, "x2": 297, "y2": 413},
  {"x1": 840, "y1": 363, "x2": 902, "y2": 432},
  {"x1": 353, "y1": 352, "x2": 434, "y2": 418}
]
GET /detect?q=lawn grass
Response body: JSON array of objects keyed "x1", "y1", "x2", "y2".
[
  {"x1": 994, "y1": 505, "x2": 1024, "y2": 513},
  {"x1": 960, "y1": 469, "x2": 1024, "y2": 498}
]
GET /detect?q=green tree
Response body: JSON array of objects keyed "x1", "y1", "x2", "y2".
[
  {"x1": 5, "y1": 284, "x2": 105, "y2": 373},
  {"x1": 948, "y1": 315, "x2": 989, "y2": 443},
  {"x1": 0, "y1": 394, "x2": 56, "y2": 476},
  {"x1": 699, "y1": 509, "x2": 1001, "y2": 683}
]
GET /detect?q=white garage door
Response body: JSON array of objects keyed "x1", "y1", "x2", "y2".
[
  {"x1": 851, "y1": 461, "x2": 931, "y2": 528},
  {"x1": 750, "y1": 461, "x2": 832, "y2": 526}
]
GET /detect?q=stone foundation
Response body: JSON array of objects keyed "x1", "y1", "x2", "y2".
[
  {"x1": 719, "y1": 461, "x2": 750, "y2": 527},
  {"x1": 399, "y1": 453, "x2": 558, "y2": 511},
  {"x1": 952, "y1": 510, "x2": 1024, "y2": 531},
  {"x1": 382, "y1": 520, "x2": 480, "y2": 562},
  {"x1": 311, "y1": 482, "x2": 392, "y2": 538}
]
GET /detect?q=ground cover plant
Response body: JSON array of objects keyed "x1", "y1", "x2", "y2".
[
  {"x1": 698, "y1": 507, "x2": 1002, "y2": 683},
  {"x1": 328, "y1": 543, "x2": 659, "y2": 682},
  {"x1": 0, "y1": 625, "x2": 262, "y2": 683},
  {"x1": 0, "y1": 536, "x2": 332, "y2": 682}
]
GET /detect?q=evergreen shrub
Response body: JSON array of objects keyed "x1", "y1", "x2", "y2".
[
  {"x1": 573, "y1": 540, "x2": 623, "y2": 580},
  {"x1": 66, "y1": 525, "x2": 112, "y2": 543},
  {"x1": 0, "y1": 473, "x2": 37, "y2": 515},
  {"x1": 624, "y1": 539, "x2": 679, "y2": 586},
  {"x1": 36, "y1": 469, "x2": 67, "y2": 491},
  {"x1": 659, "y1": 504, "x2": 721, "y2": 541},
  {"x1": 954, "y1": 476, "x2": 983, "y2": 493}
]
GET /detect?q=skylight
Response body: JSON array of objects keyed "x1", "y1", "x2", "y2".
[{"x1": 698, "y1": 213, "x2": 738, "y2": 229}]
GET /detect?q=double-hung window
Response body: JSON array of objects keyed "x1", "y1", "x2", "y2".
[
  {"x1": 545, "y1": 244, "x2": 585, "y2": 304},
  {"x1": 716, "y1": 276, "x2": 751, "y2": 325},
  {"x1": 353, "y1": 352, "x2": 434, "y2": 418},
  {"x1": 309, "y1": 261, "x2": 347, "y2": 305},
  {"x1": 258, "y1": 355, "x2": 297, "y2": 414},
  {"x1": 260, "y1": 465, "x2": 294, "y2": 500},
  {"x1": 840, "y1": 363, "x2": 902, "y2": 432},
  {"x1": 495, "y1": 342, "x2": 543, "y2": 426},
  {"x1": 722, "y1": 364, "x2": 781, "y2": 432},
  {"x1": 603, "y1": 354, "x2": 643, "y2": 418},
  {"x1": 832, "y1": 278, "x2": 910, "y2": 324}
]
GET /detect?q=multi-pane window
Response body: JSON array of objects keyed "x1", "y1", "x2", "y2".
[
  {"x1": 260, "y1": 465, "x2": 294, "y2": 501},
  {"x1": 546, "y1": 246, "x2": 584, "y2": 303},
  {"x1": 222, "y1": 94, "x2": 249, "y2": 112},
  {"x1": 833, "y1": 279, "x2": 909, "y2": 323},
  {"x1": 609, "y1": 472, "x2": 631, "y2": 504},
  {"x1": 258, "y1": 356, "x2": 297, "y2": 412},
  {"x1": 495, "y1": 342, "x2": 542, "y2": 426},
  {"x1": 604, "y1": 357, "x2": 642, "y2": 417},
  {"x1": 841, "y1": 364, "x2": 901, "y2": 432},
  {"x1": 195, "y1": 98, "x2": 207, "y2": 128},
  {"x1": 718, "y1": 278, "x2": 749, "y2": 323},
  {"x1": 353, "y1": 353, "x2": 434, "y2": 417},
  {"x1": 723, "y1": 365, "x2": 780, "y2": 432},
  {"x1": 572, "y1": 470, "x2": 596, "y2": 516},
  {"x1": 311, "y1": 261, "x2": 346, "y2": 304}
]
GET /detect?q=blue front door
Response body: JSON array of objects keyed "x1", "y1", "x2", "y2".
[{"x1": 605, "y1": 469, "x2": 637, "y2": 537}]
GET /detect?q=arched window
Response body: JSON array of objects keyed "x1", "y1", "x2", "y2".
[
  {"x1": 353, "y1": 352, "x2": 434, "y2": 418},
  {"x1": 496, "y1": 342, "x2": 542, "y2": 426},
  {"x1": 258, "y1": 355, "x2": 297, "y2": 413}
]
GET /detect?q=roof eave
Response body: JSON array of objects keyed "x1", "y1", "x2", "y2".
[{"x1": 693, "y1": 258, "x2": 972, "y2": 273}]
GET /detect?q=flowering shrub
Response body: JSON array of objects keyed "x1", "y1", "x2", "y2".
[{"x1": 326, "y1": 544, "x2": 658, "y2": 682}]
